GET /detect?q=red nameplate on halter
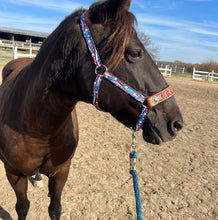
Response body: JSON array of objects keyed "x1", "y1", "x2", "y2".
[{"x1": 146, "y1": 86, "x2": 174, "y2": 107}]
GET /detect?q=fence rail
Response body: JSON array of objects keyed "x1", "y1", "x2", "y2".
[
  {"x1": 158, "y1": 66, "x2": 172, "y2": 77},
  {"x1": 0, "y1": 39, "x2": 41, "y2": 51},
  {"x1": 13, "y1": 46, "x2": 36, "y2": 59},
  {"x1": 193, "y1": 68, "x2": 218, "y2": 81},
  {"x1": 171, "y1": 66, "x2": 185, "y2": 73},
  {"x1": 157, "y1": 63, "x2": 185, "y2": 73}
]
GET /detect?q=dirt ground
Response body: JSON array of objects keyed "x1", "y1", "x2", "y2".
[{"x1": 0, "y1": 65, "x2": 217, "y2": 219}]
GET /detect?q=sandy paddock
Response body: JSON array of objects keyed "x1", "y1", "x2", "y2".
[{"x1": 0, "y1": 67, "x2": 217, "y2": 219}]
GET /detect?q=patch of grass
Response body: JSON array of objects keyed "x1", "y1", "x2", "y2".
[
  {"x1": 0, "y1": 57, "x2": 13, "y2": 67},
  {"x1": 172, "y1": 71, "x2": 192, "y2": 78},
  {"x1": 0, "y1": 49, "x2": 13, "y2": 66}
]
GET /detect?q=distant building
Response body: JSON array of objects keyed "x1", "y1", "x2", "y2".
[
  {"x1": 0, "y1": 27, "x2": 49, "y2": 59},
  {"x1": 0, "y1": 26, "x2": 49, "y2": 51}
]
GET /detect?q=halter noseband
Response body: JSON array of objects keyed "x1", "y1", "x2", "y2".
[{"x1": 80, "y1": 13, "x2": 174, "y2": 131}]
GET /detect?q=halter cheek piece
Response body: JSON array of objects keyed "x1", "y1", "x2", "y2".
[{"x1": 80, "y1": 13, "x2": 174, "y2": 131}]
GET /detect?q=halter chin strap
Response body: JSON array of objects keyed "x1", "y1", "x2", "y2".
[{"x1": 80, "y1": 13, "x2": 173, "y2": 131}]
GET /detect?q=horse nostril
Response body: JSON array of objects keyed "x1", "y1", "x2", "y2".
[
  {"x1": 168, "y1": 120, "x2": 183, "y2": 136},
  {"x1": 173, "y1": 120, "x2": 183, "y2": 133}
]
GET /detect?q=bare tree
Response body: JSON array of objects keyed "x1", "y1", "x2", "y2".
[
  {"x1": 195, "y1": 59, "x2": 218, "y2": 72},
  {"x1": 137, "y1": 31, "x2": 159, "y2": 61}
]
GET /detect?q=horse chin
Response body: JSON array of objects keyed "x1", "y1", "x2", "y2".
[
  {"x1": 142, "y1": 121, "x2": 163, "y2": 145},
  {"x1": 142, "y1": 127, "x2": 163, "y2": 145}
]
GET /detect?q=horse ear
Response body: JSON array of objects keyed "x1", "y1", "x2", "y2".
[
  {"x1": 88, "y1": 0, "x2": 132, "y2": 24},
  {"x1": 107, "y1": 0, "x2": 132, "y2": 12}
]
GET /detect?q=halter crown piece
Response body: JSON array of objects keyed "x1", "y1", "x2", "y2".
[{"x1": 80, "y1": 13, "x2": 174, "y2": 131}]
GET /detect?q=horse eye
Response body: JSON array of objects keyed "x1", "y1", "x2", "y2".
[
  {"x1": 126, "y1": 49, "x2": 142, "y2": 59},
  {"x1": 130, "y1": 51, "x2": 141, "y2": 58}
]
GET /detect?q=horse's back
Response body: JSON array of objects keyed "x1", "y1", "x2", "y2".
[{"x1": 2, "y1": 58, "x2": 34, "y2": 83}]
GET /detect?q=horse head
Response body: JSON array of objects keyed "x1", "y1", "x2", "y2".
[
  {"x1": 81, "y1": 0, "x2": 183, "y2": 144},
  {"x1": 44, "y1": 0, "x2": 183, "y2": 144}
]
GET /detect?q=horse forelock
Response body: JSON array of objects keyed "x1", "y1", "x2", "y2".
[
  {"x1": 88, "y1": 3, "x2": 136, "y2": 72},
  {"x1": 104, "y1": 11, "x2": 136, "y2": 71}
]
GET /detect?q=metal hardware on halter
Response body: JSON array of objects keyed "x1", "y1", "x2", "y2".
[
  {"x1": 130, "y1": 129, "x2": 137, "y2": 170},
  {"x1": 130, "y1": 128, "x2": 136, "y2": 153},
  {"x1": 152, "y1": 96, "x2": 159, "y2": 105},
  {"x1": 130, "y1": 157, "x2": 137, "y2": 171},
  {"x1": 95, "y1": 65, "x2": 108, "y2": 75},
  {"x1": 146, "y1": 86, "x2": 174, "y2": 107}
]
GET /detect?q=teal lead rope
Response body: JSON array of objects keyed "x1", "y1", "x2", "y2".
[{"x1": 130, "y1": 130, "x2": 143, "y2": 220}]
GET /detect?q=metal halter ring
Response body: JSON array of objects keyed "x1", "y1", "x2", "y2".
[{"x1": 95, "y1": 65, "x2": 108, "y2": 75}]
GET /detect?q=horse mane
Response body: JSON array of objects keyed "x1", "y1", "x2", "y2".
[
  {"x1": 34, "y1": 3, "x2": 136, "y2": 93},
  {"x1": 34, "y1": 10, "x2": 85, "y2": 93},
  {"x1": 88, "y1": 2, "x2": 136, "y2": 71}
]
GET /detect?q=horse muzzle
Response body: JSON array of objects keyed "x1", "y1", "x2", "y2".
[{"x1": 142, "y1": 105, "x2": 183, "y2": 145}]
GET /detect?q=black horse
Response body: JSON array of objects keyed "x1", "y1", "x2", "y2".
[{"x1": 0, "y1": 0, "x2": 183, "y2": 219}]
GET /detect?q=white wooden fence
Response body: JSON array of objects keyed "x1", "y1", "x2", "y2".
[
  {"x1": 157, "y1": 63, "x2": 185, "y2": 73},
  {"x1": 158, "y1": 65, "x2": 172, "y2": 77},
  {"x1": 171, "y1": 65, "x2": 185, "y2": 73},
  {"x1": 193, "y1": 68, "x2": 218, "y2": 81},
  {"x1": 13, "y1": 46, "x2": 36, "y2": 59},
  {"x1": 0, "y1": 39, "x2": 41, "y2": 51}
]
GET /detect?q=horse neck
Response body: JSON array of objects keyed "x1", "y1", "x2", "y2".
[
  {"x1": 16, "y1": 11, "x2": 92, "y2": 136},
  {"x1": 8, "y1": 61, "x2": 76, "y2": 138},
  {"x1": 31, "y1": 10, "x2": 90, "y2": 101}
]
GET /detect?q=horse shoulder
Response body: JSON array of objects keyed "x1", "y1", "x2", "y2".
[{"x1": 0, "y1": 124, "x2": 49, "y2": 175}]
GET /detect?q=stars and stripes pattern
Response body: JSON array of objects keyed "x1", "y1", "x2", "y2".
[
  {"x1": 80, "y1": 13, "x2": 102, "y2": 68},
  {"x1": 103, "y1": 72, "x2": 146, "y2": 103}
]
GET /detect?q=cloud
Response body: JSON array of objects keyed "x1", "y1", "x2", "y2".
[
  {"x1": 188, "y1": 27, "x2": 218, "y2": 36},
  {"x1": 136, "y1": 14, "x2": 218, "y2": 37},
  {"x1": 0, "y1": 12, "x2": 56, "y2": 24},
  {"x1": 135, "y1": 13, "x2": 218, "y2": 62},
  {"x1": 204, "y1": 41, "x2": 218, "y2": 48},
  {"x1": 157, "y1": 41, "x2": 218, "y2": 63},
  {"x1": 133, "y1": 0, "x2": 180, "y2": 11},
  {"x1": 5, "y1": 0, "x2": 88, "y2": 12},
  {"x1": 0, "y1": 11, "x2": 58, "y2": 32},
  {"x1": 0, "y1": 0, "x2": 88, "y2": 32}
]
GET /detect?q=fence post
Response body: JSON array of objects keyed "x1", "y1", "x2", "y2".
[
  {"x1": 165, "y1": 66, "x2": 167, "y2": 76},
  {"x1": 192, "y1": 67, "x2": 195, "y2": 79},
  {"x1": 13, "y1": 46, "x2": 18, "y2": 59},
  {"x1": 210, "y1": 70, "x2": 214, "y2": 81},
  {"x1": 29, "y1": 47, "x2": 32, "y2": 57},
  {"x1": 207, "y1": 71, "x2": 210, "y2": 81}
]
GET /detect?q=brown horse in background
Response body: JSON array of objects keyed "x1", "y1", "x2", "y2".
[
  {"x1": 0, "y1": 0, "x2": 183, "y2": 219},
  {"x1": 2, "y1": 58, "x2": 33, "y2": 83}
]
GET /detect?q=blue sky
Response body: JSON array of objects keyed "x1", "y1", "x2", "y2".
[{"x1": 0, "y1": 0, "x2": 217, "y2": 63}]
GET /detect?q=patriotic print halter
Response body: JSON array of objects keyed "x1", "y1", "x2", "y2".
[{"x1": 80, "y1": 13, "x2": 174, "y2": 131}]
